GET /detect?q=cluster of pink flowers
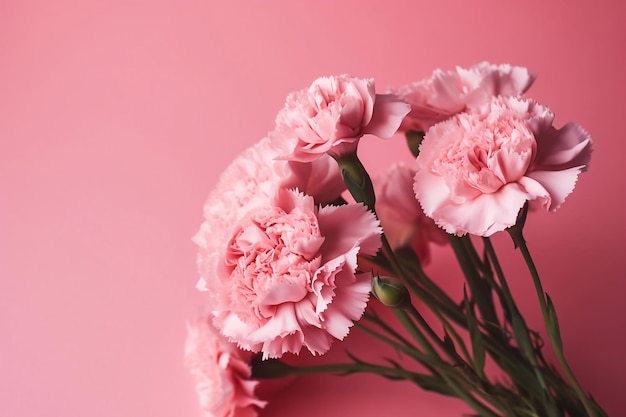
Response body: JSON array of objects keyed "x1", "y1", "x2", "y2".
[
  {"x1": 189, "y1": 75, "x2": 415, "y2": 416},
  {"x1": 397, "y1": 62, "x2": 592, "y2": 236},
  {"x1": 188, "y1": 64, "x2": 592, "y2": 416}
]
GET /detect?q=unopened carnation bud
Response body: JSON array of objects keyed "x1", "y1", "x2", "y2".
[
  {"x1": 336, "y1": 153, "x2": 376, "y2": 210},
  {"x1": 371, "y1": 275, "x2": 410, "y2": 308}
]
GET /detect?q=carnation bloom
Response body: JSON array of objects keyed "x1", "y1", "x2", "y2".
[
  {"x1": 393, "y1": 62, "x2": 535, "y2": 132},
  {"x1": 373, "y1": 162, "x2": 447, "y2": 264},
  {"x1": 195, "y1": 137, "x2": 344, "y2": 295},
  {"x1": 413, "y1": 96, "x2": 592, "y2": 236},
  {"x1": 185, "y1": 317, "x2": 266, "y2": 417},
  {"x1": 209, "y1": 188, "x2": 382, "y2": 359},
  {"x1": 275, "y1": 74, "x2": 410, "y2": 162}
]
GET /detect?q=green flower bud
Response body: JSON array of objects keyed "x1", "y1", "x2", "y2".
[
  {"x1": 371, "y1": 275, "x2": 410, "y2": 309},
  {"x1": 335, "y1": 153, "x2": 376, "y2": 210}
]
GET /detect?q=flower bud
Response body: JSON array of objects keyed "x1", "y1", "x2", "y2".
[
  {"x1": 335, "y1": 152, "x2": 376, "y2": 210},
  {"x1": 371, "y1": 275, "x2": 410, "y2": 308}
]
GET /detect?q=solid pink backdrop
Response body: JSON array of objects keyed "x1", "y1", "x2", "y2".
[{"x1": 1, "y1": 1, "x2": 624, "y2": 416}]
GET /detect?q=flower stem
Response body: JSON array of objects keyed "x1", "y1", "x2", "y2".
[
  {"x1": 508, "y1": 228, "x2": 601, "y2": 417},
  {"x1": 362, "y1": 311, "x2": 420, "y2": 354},
  {"x1": 483, "y1": 237, "x2": 563, "y2": 415},
  {"x1": 449, "y1": 236, "x2": 501, "y2": 336},
  {"x1": 390, "y1": 309, "x2": 505, "y2": 416},
  {"x1": 355, "y1": 320, "x2": 432, "y2": 365},
  {"x1": 393, "y1": 308, "x2": 440, "y2": 359},
  {"x1": 251, "y1": 357, "x2": 456, "y2": 396}
]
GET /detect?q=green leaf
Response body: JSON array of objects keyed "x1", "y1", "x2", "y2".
[
  {"x1": 545, "y1": 294, "x2": 563, "y2": 351},
  {"x1": 443, "y1": 330, "x2": 456, "y2": 353},
  {"x1": 511, "y1": 314, "x2": 535, "y2": 362},
  {"x1": 463, "y1": 288, "x2": 486, "y2": 378}
]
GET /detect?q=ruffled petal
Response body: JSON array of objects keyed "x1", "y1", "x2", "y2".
[
  {"x1": 432, "y1": 183, "x2": 532, "y2": 236},
  {"x1": 364, "y1": 93, "x2": 411, "y2": 138},
  {"x1": 413, "y1": 169, "x2": 454, "y2": 218},
  {"x1": 525, "y1": 167, "x2": 585, "y2": 211},
  {"x1": 317, "y1": 203, "x2": 382, "y2": 261},
  {"x1": 534, "y1": 123, "x2": 592, "y2": 170}
]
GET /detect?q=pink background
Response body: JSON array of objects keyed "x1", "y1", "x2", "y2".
[{"x1": 1, "y1": 1, "x2": 625, "y2": 416}]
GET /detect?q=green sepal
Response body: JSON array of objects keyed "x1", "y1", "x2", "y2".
[
  {"x1": 405, "y1": 130, "x2": 425, "y2": 157},
  {"x1": 335, "y1": 153, "x2": 376, "y2": 210}
]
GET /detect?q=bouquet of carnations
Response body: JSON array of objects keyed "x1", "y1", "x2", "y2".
[{"x1": 184, "y1": 62, "x2": 607, "y2": 417}]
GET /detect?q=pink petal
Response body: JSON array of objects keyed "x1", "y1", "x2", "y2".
[
  {"x1": 474, "y1": 62, "x2": 536, "y2": 96},
  {"x1": 517, "y1": 176, "x2": 552, "y2": 211},
  {"x1": 534, "y1": 122, "x2": 592, "y2": 169},
  {"x1": 322, "y1": 273, "x2": 371, "y2": 340},
  {"x1": 317, "y1": 203, "x2": 382, "y2": 261},
  {"x1": 264, "y1": 332, "x2": 306, "y2": 359},
  {"x1": 430, "y1": 68, "x2": 467, "y2": 110},
  {"x1": 262, "y1": 281, "x2": 309, "y2": 306},
  {"x1": 301, "y1": 327, "x2": 334, "y2": 356},
  {"x1": 413, "y1": 169, "x2": 453, "y2": 217},
  {"x1": 525, "y1": 167, "x2": 585, "y2": 210},
  {"x1": 321, "y1": 309, "x2": 355, "y2": 340},
  {"x1": 184, "y1": 318, "x2": 266, "y2": 417},
  {"x1": 284, "y1": 155, "x2": 345, "y2": 204},
  {"x1": 218, "y1": 314, "x2": 260, "y2": 351},
  {"x1": 433, "y1": 183, "x2": 532, "y2": 236},
  {"x1": 332, "y1": 273, "x2": 372, "y2": 321},
  {"x1": 295, "y1": 297, "x2": 323, "y2": 327},
  {"x1": 364, "y1": 93, "x2": 411, "y2": 138}
]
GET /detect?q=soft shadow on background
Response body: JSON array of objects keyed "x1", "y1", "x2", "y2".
[{"x1": 1, "y1": 1, "x2": 625, "y2": 416}]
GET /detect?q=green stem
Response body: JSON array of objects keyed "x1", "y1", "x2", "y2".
[
  {"x1": 252, "y1": 357, "x2": 456, "y2": 396},
  {"x1": 449, "y1": 236, "x2": 501, "y2": 334},
  {"x1": 365, "y1": 245, "x2": 548, "y2": 391},
  {"x1": 355, "y1": 321, "x2": 432, "y2": 366},
  {"x1": 363, "y1": 311, "x2": 509, "y2": 414},
  {"x1": 482, "y1": 238, "x2": 516, "y2": 319},
  {"x1": 362, "y1": 311, "x2": 420, "y2": 354},
  {"x1": 440, "y1": 374, "x2": 500, "y2": 417},
  {"x1": 257, "y1": 359, "x2": 416, "y2": 379},
  {"x1": 509, "y1": 228, "x2": 599, "y2": 417},
  {"x1": 406, "y1": 305, "x2": 468, "y2": 370},
  {"x1": 395, "y1": 247, "x2": 465, "y2": 319},
  {"x1": 393, "y1": 309, "x2": 440, "y2": 359},
  {"x1": 484, "y1": 237, "x2": 562, "y2": 415}
]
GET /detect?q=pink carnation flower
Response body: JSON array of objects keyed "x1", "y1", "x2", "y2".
[
  {"x1": 374, "y1": 162, "x2": 448, "y2": 264},
  {"x1": 393, "y1": 62, "x2": 535, "y2": 132},
  {"x1": 275, "y1": 74, "x2": 410, "y2": 162},
  {"x1": 211, "y1": 188, "x2": 382, "y2": 359},
  {"x1": 185, "y1": 317, "x2": 266, "y2": 417},
  {"x1": 194, "y1": 137, "x2": 344, "y2": 296},
  {"x1": 413, "y1": 96, "x2": 592, "y2": 236}
]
